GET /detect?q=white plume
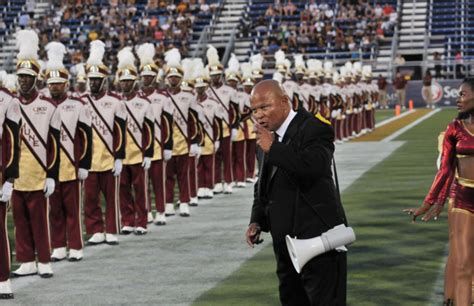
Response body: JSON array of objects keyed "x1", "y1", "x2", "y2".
[
  {"x1": 192, "y1": 58, "x2": 206, "y2": 79},
  {"x1": 206, "y1": 45, "x2": 220, "y2": 66},
  {"x1": 241, "y1": 62, "x2": 252, "y2": 78},
  {"x1": 362, "y1": 65, "x2": 372, "y2": 75},
  {"x1": 117, "y1": 47, "x2": 136, "y2": 70},
  {"x1": 332, "y1": 71, "x2": 340, "y2": 83},
  {"x1": 274, "y1": 50, "x2": 286, "y2": 65},
  {"x1": 16, "y1": 29, "x2": 39, "y2": 61},
  {"x1": 137, "y1": 43, "x2": 155, "y2": 66},
  {"x1": 345, "y1": 61, "x2": 353, "y2": 71},
  {"x1": 306, "y1": 59, "x2": 319, "y2": 71},
  {"x1": 273, "y1": 72, "x2": 284, "y2": 84},
  {"x1": 87, "y1": 40, "x2": 106, "y2": 66},
  {"x1": 353, "y1": 62, "x2": 362, "y2": 73},
  {"x1": 294, "y1": 54, "x2": 305, "y2": 69},
  {"x1": 340, "y1": 66, "x2": 347, "y2": 77},
  {"x1": 0, "y1": 70, "x2": 7, "y2": 83},
  {"x1": 165, "y1": 48, "x2": 181, "y2": 67},
  {"x1": 284, "y1": 59, "x2": 292, "y2": 70},
  {"x1": 4, "y1": 74, "x2": 17, "y2": 90},
  {"x1": 38, "y1": 60, "x2": 46, "y2": 72},
  {"x1": 324, "y1": 61, "x2": 333, "y2": 72},
  {"x1": 182, "y1": 58, "x2": 195, "y2": 80},
  {"x1": 250, "y1": 54, "x2": 263, "y2": 70},
  {"x1": 227, "y1": 53, "x2": 240, "y2": 73},
  {"x1": 75, "y1": 63, "x2": 86, "y2": 76},
  {"x1": 45, "y1": 41, "x2": 66, "y2": 71}
]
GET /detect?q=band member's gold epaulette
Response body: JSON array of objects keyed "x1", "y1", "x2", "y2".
[{"x1": 315, "y1": 113, "x2": 331, "y2": 126}]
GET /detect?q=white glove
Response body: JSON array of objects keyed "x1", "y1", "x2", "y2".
[
  {"x1": 331, "y1": 110, "x2": 338, "y2": 118},
  {"x1": 78, "y1": 168, "x2": 89, "y2": 181},
  {"x1": 43, "y1": 178, "x2": 55, "y2": 198},
  {"x1": 164, "y1": 149, "x2": 172, "y2": 162},
  {"x1": 112, "y1": 159, "x2": 123, "y2": 177},
  {"x1": 190, "y1": 144, "x2": 202, "y2": 159},
  {"x1": 142, "y1": 157, "x2": 152, "y2": 170},
  {"x1": 214, "y1": 141, "x2": 220, "y2": 152},
  {"x1": 231, "y1": 128, "x2": 238, "y2": 141},
  {"x1": 190, "y1": 144, "x2": 199, "y2": 156},
  {"x1": 0, "y1": 181, "x2": 13, "y2": 202}
]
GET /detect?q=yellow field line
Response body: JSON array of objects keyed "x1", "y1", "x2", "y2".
[{"x1": 351, "y1": 109, "x2": 433, "y2": 142}]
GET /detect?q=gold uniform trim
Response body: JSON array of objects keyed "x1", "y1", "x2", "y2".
[
  {"x1": 144, "y1": 123, "x2": 153, "y2": 151},
  {"x1": 114, "y1": 121, "x2": 123, "y2": 152},
  {"x1": 5, "y1": 125, "x2": 14, "y2": 168},
  {"x1": 79, "y1": 128, "x2": 88, "y2": 160},
  {"x1": 163, "y1": 116, "x2": 171, "y2": 144},
  {"x1": 47, "y1": 134, "x2": 58, "y2": 170},
  {"x1": 190, "y1": 112, "x2": 198, "y2": 139},
  {"x1": 456, "y1": 154, "x2": 471, "y2": 159},
  {"x1": 451, "y1": 207, "x2": 474, "y2": 216},
  {"x1": 315, "y1": 113, "x2": 331, "y2": 126},
  {"x1": 456, "y1": 174, "x2": 474, "y2": 188}
]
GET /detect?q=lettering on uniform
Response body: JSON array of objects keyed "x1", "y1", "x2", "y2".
[
  {"x1": 90, "y1": 112, "x2": 109, "y2": 135},
  {"x1": 33, "y1": 106, "x2": 47, "y2": 114},
  {"x1": 127, "y1": 120, "x2": 139, "y2": 133},
  {"x1": 22, "y1": 125, "x2": 40, "y2": 147}
]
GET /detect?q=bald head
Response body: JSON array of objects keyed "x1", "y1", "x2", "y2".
[
  {"x1": 250, "y1": 80, "x2": 292, "y2": 131},
  {"x1": 251, "y1": 79, "x2": 286, "y2": 102}
]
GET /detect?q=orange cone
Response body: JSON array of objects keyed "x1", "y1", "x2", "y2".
[
  {"x1": 395, "y1": 104, "x2": 401, "y2": 116},
  {"x1": 409, "y1": 99, "x2": 414, "y2": 110}
]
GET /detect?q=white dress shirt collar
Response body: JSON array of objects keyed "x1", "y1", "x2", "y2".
[{"x1": 275, "y1": 109, "x2": 297, "y2": 142}]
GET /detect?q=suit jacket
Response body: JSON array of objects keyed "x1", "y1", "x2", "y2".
[{"x1": 250, "y1": 109, "x2": 346, "y2": 241}]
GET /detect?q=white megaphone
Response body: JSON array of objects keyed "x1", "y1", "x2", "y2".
[{"x1": 285, "y1": 224, "x2": 356, "y2": 274}]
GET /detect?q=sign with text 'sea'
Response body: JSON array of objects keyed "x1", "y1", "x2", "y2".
[{"x1": 402, "y1": 79, "x2": 460, "y2": 107}]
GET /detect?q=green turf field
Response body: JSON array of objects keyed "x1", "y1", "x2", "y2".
[
  {"x1": 375, "y1": 108, "x2": 410, "y2": 124},
  {"x1": 193, "y1": 108, "x2": 456, "y2": 306}
]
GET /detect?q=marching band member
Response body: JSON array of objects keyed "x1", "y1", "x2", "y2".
[
  {"x1": 195, "y1": 60, "x2": 223, "y2": 199},
  {"x1": 117, "y1": 47, "x2": 154, "y2": 235},
  {"x1": 164, "y1": 49, "x2": 200, "y2": 217},
  {"x1": 72, "y1": 63, "x2": 87, "y2": 98},
  {"x1": 206, "y1": 46, "x2": 240, "y2": 194},
  {"x1": 250, "y1": 54, "x2": 264, "y2": 84},
  {"x1": 137, "y1": 43, "x2": 173, "y2": 226},
  {"x1": 12, "y1": 30, "x2": 61, "y2": 278},
  {"x1": 275, "y1": 50, "x2": 301, "y2": 111},
  {"x1": 294, "y1": 55, "x2": 314, "y2": 113},
  {"x1": 240, "y1": 62, "x2": 257, "y2": 183},
  {"x1": 46, "y1": 42, "x2": 92, "y2": 262},
  {"x1": 226, "y1": 54, "x2": 247, "y2": 188},
  {"x1": 83, "y1": 40, "x2": 127, "y2": 245},
  {"x1": 0, "y1": 64, "x2": 21, "y2": 299}
]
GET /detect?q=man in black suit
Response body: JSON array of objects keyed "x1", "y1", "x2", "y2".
[{"x1": 245, "y1": 80, "x2": 347, "y2": 305}]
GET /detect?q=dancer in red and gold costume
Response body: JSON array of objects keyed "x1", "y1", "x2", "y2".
[{"x1": 406, "y1": 78, "x2": 474, "y2": 306}]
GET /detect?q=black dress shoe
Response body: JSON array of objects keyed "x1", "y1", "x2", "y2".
[
  {"x1": 39, "y1": 273, "x2": 53, "y2": 279},
  {"x1": 154, "y1": 221, "x2": 166, "y2": 226},
  {"x1": 189, "y1": 203, "x2": 198, "y2": 207},
  {"x1": 50, "y1": 257, "x2": 65, "y2": 262},
  {"x1": 134, "y1": 231, "x2": 147, "y2": 236},
  {"x1": 11, "y1": 272, "x2": 37, "y2": 278},
  {"x1": 179, "y1": 213, "x2": 190, "y2": 217},
  {"x1": 0, "y1": 293, "x2": 13, "y2": 299},
  {"x1": 105, "y1": 241, "x2": 119, "y2": 246},
  {"x1": 68, "y1": 257, "x2": 82, "y2": 262},
  {"x1": 85, "y1": 241, "x2": 104, "y2": 246},
  {"x1": 120, "y1": 230, "x2": 132, "y2": 235}
]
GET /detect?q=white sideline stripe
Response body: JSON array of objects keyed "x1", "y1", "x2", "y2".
[
  {"x1": 428, "y1": 244, "x2": 449, "y2": 305},
  {"x1": 382, "y1": 108, "x2": 442, "y2": 142},
  {"x1": 375, "y1": 109, "x2": 416, "y2": 128}
]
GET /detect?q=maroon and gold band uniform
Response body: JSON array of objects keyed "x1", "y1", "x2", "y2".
[
  {"x1": 12, "y1": 91, "x2": 61, "y2": 264},
  {"x1": 49, "y1": 95, "x2": 92, "y2": 251},
  {"x1": 207, "y1": 84, "x2": 240, "y2": 187},
  {"x1": 83, "y1": 91, "x2": 127, "y2": 235},
  {"x1": 166, "y1": 89, "x2": 200, "y2": 205},
  {"x1": 120, "y1": 92, "x2": 154, "y2": 229},
  {"x1": 0, "y1": 88, "x2": 21, "y2": 282},
  {"x1": 197, "y1": 94, "x2": 223, "y2": 191},
  {"x1": 232, "y1": 91, "x2": 249, "y2": 184},
  {"x1": 143, "y1": 89, "x2": 173, "y2": 215}
]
